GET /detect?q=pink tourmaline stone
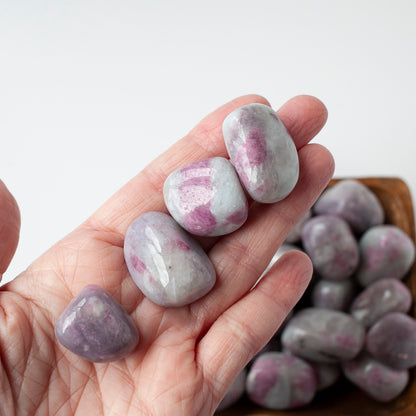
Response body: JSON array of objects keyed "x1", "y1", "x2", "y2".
[
  {"x1": 223, "y1": 103, "x2": 299, "y2": 203},
  {"x1": 124, "y1": 211, "x2": 216, "y2": 307},
  {"x1": 163, "y1": 157, "x2": 248, "y2": 236}
]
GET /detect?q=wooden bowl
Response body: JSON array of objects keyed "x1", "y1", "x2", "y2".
[{"x1": 221, "y1": 177, "x2": 416, "y2": 416}]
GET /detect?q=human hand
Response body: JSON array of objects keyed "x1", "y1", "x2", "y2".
[{"x1": 0, "y1": 94, "x2": 334, "y2": 416}]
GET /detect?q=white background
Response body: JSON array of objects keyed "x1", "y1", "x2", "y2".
[{"x1": 2, "y1": 0, "x2": 416, "y2": 283}]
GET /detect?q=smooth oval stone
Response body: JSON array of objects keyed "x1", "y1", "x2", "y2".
[
  {"x1": 163, "y1": 157, "x2": 248, "y2": 236},
  {"x1": 342, "y1": 352, "x2": 409, "y2": 402},
  {"x1": 350, "y1": 278, "x2": 412, "y2": 328},
  {"x1": 356, "y1": 225, "x2": 415, "y2": 286},
  {"x1": 301, "y1": 215, "x2": 359, "y2": 281},
  {"x1": 311, "y1": 279, "x2": 356, "y2": 311},
  {"x1": 285, "y1": 209, "x2": 312, "y2": 244},
  {"x1": 223, "y1": 103, "x2": 299, "y2": 203},
  {"x1": 313, "y1": 179, "x2": 385, "y2": 234},
  {"x1": 366, "y1": 312, "x2": 416, "y2": 370},
  {"x1": 281, "y1": 307, "x2": 365, "y2": 363},
  {"x1": 124, "y1": 211, "x2": 216, "y2": 307},
  {"x1": 55, "y1": 285, "x2": 139, "y2": 362},
  {"x1": 216, "y1": 369, "x2": 247, "y2": 412},
  {"x1": 246, "y1": 352, "x2": 317, "y2": 410}
]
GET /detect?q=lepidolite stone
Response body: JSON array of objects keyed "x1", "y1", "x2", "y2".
[
  {"x1": 124, "y1": 211, "x2": 216, "y2": 307},
  {"x1": 163, "y1": 157, "x2": 248, "y2": 236},
  {"x1": 55, "y1": 285, "x2": 139, "y2": 362},
  {"x1": 281, "y1": 308, "x2": 365, "y2": 363},
  {"x1": 223, "y1": 103, "x2": 299, "y2": 203}
]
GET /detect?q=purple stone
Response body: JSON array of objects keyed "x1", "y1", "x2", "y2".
[
  {"x1": 350, "y1": 278, "x2": 412, "y2": 328},
  {"x1": 124, "y1": 211, "x2": 216, "y2": 307},
  {"x1": 313, "y1": 179, "x2": 385, "y2": 234},
  {"x1": 281, "y1": 308, "x2": 365, "y2": 363},
  {"x1": 342, "y1": 352, "x2": 409, "y2": 402},
  {"x1": 223, "y1": 103, "x2": 299, "y2": 203},
  {"x1": 301, "y1": 215, "x2": 360, "y2": 281},
  {"x1": 163, "y1": 157, "x2": 248, "y2": 236},
  {"x1": 55, "y1": 285, "x2": 139, "y2": 362},
  {"x1": 246, "y1": 352, "x2": 317, "y2": 409},
  {"x1": 366, "y1": 312, "x2": 416, "y2": 370},
  {"x1": 356, "y1": 225, "x2": 415, "y2": 286}
]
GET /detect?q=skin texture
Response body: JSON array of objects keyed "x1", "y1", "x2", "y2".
[{"x1": 0, "y1": 94, "x2": 334, "y2": 416}]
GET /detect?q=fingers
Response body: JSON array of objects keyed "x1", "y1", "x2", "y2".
[
  {"x1": 85, "y1": 94, "x2": 328, "y2": 238},
  {"x1": 193, "y1": 142, "x2": 334, "y2": 327},
  {"x1": 197, "y1": 250, "x2": 313, "y2": 402},
  {"x1": 0, "y1": 180, "x2": 20, "y2": 279}
]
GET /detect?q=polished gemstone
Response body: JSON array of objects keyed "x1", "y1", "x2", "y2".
[
  {"x1": 124, "y1": 211, "x2": 216, "y2": 307},
  {"x1": 223, "y1": 103, "x2": 299, "y2": 203},
  {"x1": 246, "y1": 352, "x2": 317, "y2": 409},
  {"x1": 281, "y1": 308, "x2": 365, "y2": 363},
  {"x1": 55, "y1": 285, "x2": 139, "y2": 362},
  {"x1": 343, "y1": 352, "x2": 409, "y2": 402},
  {"x1": 163, "y1": 157, "x2": 248, "y2": 236}
]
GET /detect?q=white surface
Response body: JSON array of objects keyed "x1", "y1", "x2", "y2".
[{"x1": 2, "y1": 0, "x2": 416, "y2": 283}]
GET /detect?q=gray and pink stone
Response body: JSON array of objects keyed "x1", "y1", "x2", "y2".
[
  {"x1": 313, "y1": 179, "x2": 385, "y2": 234},
  {"x1": 342, "y1": 352, "x2": 409, "y2": 402},
  {"x1": 246, "y1": 352, "x2": 317, "y2": 410},
  {"x1": 55, "y1": 285, "x2": 139, "y2": 362},
  {"x1": 163, "y1": 157, "x2": 248, "y2": 236},
  {"x1": 366, "y1": 312, "x2": 416, "y2": 370},
  {"x1": 356, "y1": 225, "x2": 415, "y2": 286},
  {"x1": 223, "y1": 103, "x2": 299, "y2": 203},
  {"x1": 350, "y1": 278, "x2": 412, "y2": 328},
  {"x1": 281, "y1": 307, "x2": 365, "y2": 363},
  {"x1": 311, "y1": 278, "x2": 356, "y2": 311},
  {"x1": 124, "y1": 211, "x2": 216, "y2": 307},
  {"x1": 301, "y1": 215, "x2": 360, "y2": 281}
]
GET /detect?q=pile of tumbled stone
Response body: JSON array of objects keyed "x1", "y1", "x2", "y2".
[
  {"x1": 217, "y1": 179, "x2": 416, "y2": 412},
  {"x1": 55, "y1": 103, "x2": 301, "y2": 362}
]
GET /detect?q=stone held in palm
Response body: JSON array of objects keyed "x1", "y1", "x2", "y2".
[
  {"x1": 55, "y1": 285, "x2": 139, "y2": 362},
  {"x1": 223, "y1": 103, "x2": 299, "y2": 203},
  {"x1": 124, "y1": 211, "x2": 216, "y2": 307},
  {"x1": 163, "y1": 157, "x2": 248, "y2": 236}
]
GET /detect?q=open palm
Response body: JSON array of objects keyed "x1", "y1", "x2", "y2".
[{"x1": 0, "y1": 95, "x2": 334, "y2": 416}]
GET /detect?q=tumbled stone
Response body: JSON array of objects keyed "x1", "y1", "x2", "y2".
[
  {"x1": 223, "y1": 103, "x2": 299, "y2": 203},
  {"x1": 366, "y1": 312, "x2": 416, "y2": 370},
  {"x1": 163, "y1": 157, "x2": 248, "y2": 236},
  {"x1": 124, "y1": 211, "x2": 216, "y2": 307},
  {"x1": 281, "y1": 308, "x2": 365, "y2": 363},
  {"x1": 55, "y1": 285, "x2": 139, "y2": 362},
  {"x1": 342, "y1": 352, "x2": 409, "y2": 402},
  {"x1": 350, "y1": 278, "x2": 412, "y2": 328},
  {"x1": 246, "y1": 352, "x2": 317, "y2": 410},
  {"x1": 301, "y1": 215, "x2": 359, "y2": 281},
  {"x1": 356, "y1": 225, "x2": 415, "y2": 286},
  {"x1": 313, "y1": 179, "x2": 385, "y2": 234},
  {"x1": 311, "y1": 279, "x2": 356, "y2": 311}
]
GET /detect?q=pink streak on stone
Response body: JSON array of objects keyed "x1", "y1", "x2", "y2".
[
  {"x1": 130, "y1": 254, "x2": 146, "y2": 274},
  {"x1": 226, "y1": 207, "x2": 248, "y2": 225},
  {"x1": 183, "y1": 205, "x2": 217, "y2": 235},
  {"x1": 246, "y1": 129, "x2": 267, "y2": 166},
  {"x1": 175, "y1": 239, "x2": 191, "y2": 251}
]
